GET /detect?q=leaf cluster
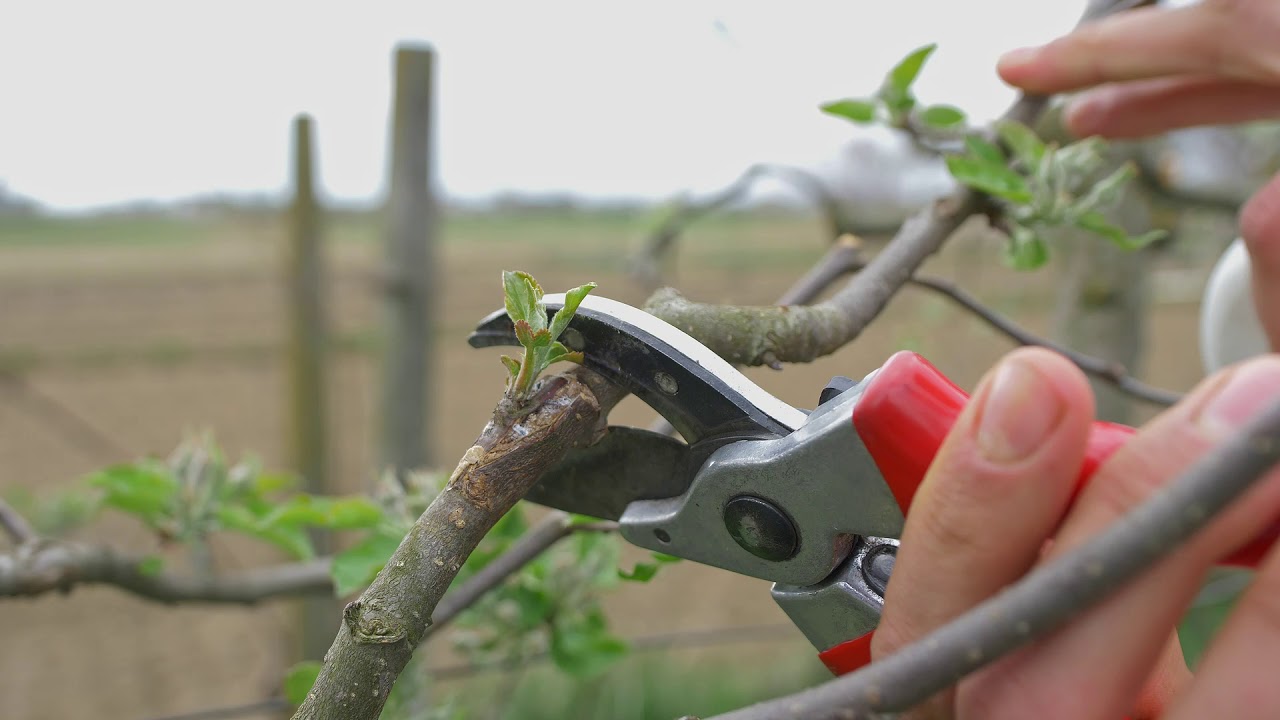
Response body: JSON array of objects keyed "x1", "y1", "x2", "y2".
[
  {"x1": 83, "y1": 435, "x2": 391, "y2": 586},
  {"x1": 820, "y1": 44, "x2": 967, "y2": 133},
  {"x1": 821, "y1": 44, "x2": 1166, "y2": 270},
  {"x1": 501, "y1": 271, "x2": 597, "y2": 403},
  {"x1": 946, "y1": 122, "x2": 1166, "y2": 269}
]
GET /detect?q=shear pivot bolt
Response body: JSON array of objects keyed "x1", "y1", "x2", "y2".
[{"x1": 723, "y1": 495, "x2": 799, "y2": 562}]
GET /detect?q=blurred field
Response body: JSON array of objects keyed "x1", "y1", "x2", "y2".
[{"x1": 0, "y1": 205, "x2": 1230, "y2": 719}]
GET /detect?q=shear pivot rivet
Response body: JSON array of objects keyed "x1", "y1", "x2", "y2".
[
  {"x1": 723, "y1": 495, "x2": 799, "y2": 562},
  {"x1": 654, "y1": 371, "x2": 679, "y2": 395}
]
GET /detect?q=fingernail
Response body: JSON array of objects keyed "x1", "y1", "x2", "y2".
[
  {"x1": 997, "y1": 46, "x2": 1040, "y2": 71},
  {"x1": 1199, "y1": 357, "x2": 1280, "y2": 436},
  {"x1": 977, "y1": 357, "x2": 1065, "y2": 464}
]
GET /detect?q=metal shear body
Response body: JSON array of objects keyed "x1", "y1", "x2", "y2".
[{"x1": 471, "y1": 293, "x2": 1264, "y2": 675}]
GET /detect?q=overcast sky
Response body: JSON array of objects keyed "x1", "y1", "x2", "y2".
[{"x1": 1, "y1": 1, "x2": 1091, "y2": 211}]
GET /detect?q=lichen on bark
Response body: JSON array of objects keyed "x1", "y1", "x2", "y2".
[{"x1": 643, "y1": 287, "x2": 849, "y2": 366}]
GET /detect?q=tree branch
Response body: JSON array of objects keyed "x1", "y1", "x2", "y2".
[
  {"x1": 0, "y1": 498, "x2": 36, "y2": 546},
  {"x1": 646, "y1": 0, "x2": 1162, "y2": 368},
  {"x1": 630, "y1": 164, "x2": 893, "y2": 292},
  {"x1": 0, "y1": 539, "x2": 333, "y2": 603},
  {"x1": 701, "y1": 396, "x2": 1280, "y2": 720},
  {"x1": 291, "y1": 372, "x2": 612, "y2": 720},
  {"x1": 901, "y1": 271, "x2": 1182, "y2": 407}
]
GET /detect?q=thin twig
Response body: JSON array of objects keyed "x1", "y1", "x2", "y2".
[
  {"x1": 705, "y1": 395, "x2": 1280, "y2": 719},
  {"x1": 0, "y1": 541, "x2": 333, "y2": 603},
  {"x1": 0, "y1": 498, "x2": 36, "y2": 546},
  {"x1": 903, "y1": 271, "x2": 1182, "y2": 406},
  {"x1": 631, "y1": 164, "x2": 891, "y2": 292},
  {"x1": 777, "y1": 234, "x2": 865, "y2": 307},
  {"x1": 0, "y1": 371, "x2": 133, "y2": 460},
  {"x1": 425, "y1": 511, "x2": 618, "y2": 638}
]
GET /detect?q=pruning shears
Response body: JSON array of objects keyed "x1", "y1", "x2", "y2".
[{"x1": 469, "y1": 291, "x2": 1274, "y2": 676}]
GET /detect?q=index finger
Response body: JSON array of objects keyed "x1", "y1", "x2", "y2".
[{"x1": 997, "y1": 2, "x2": 1269, "y2": 94}]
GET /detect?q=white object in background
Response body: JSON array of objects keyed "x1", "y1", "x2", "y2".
[{"x1": 1200, "y1": 238, "x2": 1270, "y2": 373}]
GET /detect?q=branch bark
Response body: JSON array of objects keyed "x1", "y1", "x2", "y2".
[
  {"x1": 901, "y1": 272, "x2": 1181, "y2": 407},
  {"x1": 0, "y1": 540, "x2": 333, "y2": 603},
  {"x1": 700, "y1": 397, "x2": 1280, "y2": 720},
  {"x1": 291, "y1": 372, "x2": 610, "y2": 720}
]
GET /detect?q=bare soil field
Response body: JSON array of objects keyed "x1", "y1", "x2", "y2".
[{"x1": 0, "y1": 209, "x2": 1219, "y2": 718}]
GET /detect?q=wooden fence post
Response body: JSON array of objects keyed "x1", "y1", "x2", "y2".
[
  {"x1": 285, "y1": 113, "x2": 337, "y2": 660},
  {"x1": 381, "y1": 45, "x2": 438, "y2": 482}
]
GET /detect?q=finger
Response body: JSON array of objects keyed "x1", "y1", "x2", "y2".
[
  {"x1": 959, "y1": 356, "x2": 1280, "y2": 720},
  {"x1": 1165, "y1": 533, "x2": 1280, "y2": 719},
  {"x1": 871, "y1": 348, "x2": 1094, "y2": 710},
  {"x1": 1241, "y1": 173, "x2": 1280, "y2": 351},
  {"x1": 997, "y1": 2, "x2": 1275, "y2": 94},
  {"x1": 1066, "y1": 77, "x2": 1280, "y2": 139}
]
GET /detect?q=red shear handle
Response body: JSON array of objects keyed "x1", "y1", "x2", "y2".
[
  {"x1": 819, "y1": 351, "x2": 1278, "y2": 680},
  {"x1": 854, "y1": 351, "x2": 1275, "y2": 567}
]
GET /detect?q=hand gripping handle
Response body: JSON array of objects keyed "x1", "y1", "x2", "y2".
[{"x1": 818, "y1": 351, "x2": 1275, "y2": 678}]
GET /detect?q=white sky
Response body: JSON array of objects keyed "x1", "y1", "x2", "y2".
[{"x1": 1, "y1": 1, "x2": 1090, "y2": 211}]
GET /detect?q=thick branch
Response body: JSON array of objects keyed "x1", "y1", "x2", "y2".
[
  {"x1": 704, "y1": 397, "x2": 1280, "y2": 720},
  {"x1": 291, "y1": 372, "x2": 604, "y2": 720},
  {"x1": 0, "y1": 540, "x2": 332, "y2": 603}
]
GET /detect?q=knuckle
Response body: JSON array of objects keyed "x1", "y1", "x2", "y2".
[{"x1": 1088, "y1": 447, "x2": 1186, "y2": 521}]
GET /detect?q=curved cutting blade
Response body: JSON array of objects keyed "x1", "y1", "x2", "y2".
[
  {"x1": 528, "y1": 426, "x2": 694, "y2": 520},
  {"x1": 469, "y1": 294, "x2": 805, "y2": 444}
]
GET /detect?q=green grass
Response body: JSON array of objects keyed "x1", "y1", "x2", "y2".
[
  {"x1": 432, "y1": 649, "x2": 829, "y2": 720},
  {"x1": 0, "y1": 212, "x2": 219, "y2": 247}
]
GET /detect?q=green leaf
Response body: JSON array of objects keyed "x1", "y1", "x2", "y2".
[
  {"x1": 324, "y1": 497, "x2": 384, "y2": 530},
  {"x1": 506, "y1": 585, "x2": 555, "y2": 631},
  {"x1": 88, "y1": 464, "x2": 178, "y2": 527},
  {"x1": 945, "y1": 154, "x2": 1033, "y2": 203},
  {"x1": 888, "y1": 44, "x2": 936, "y2": 95},
  {"x1": 543, "y1": 342, "x2": 584, "y2": 367},
  {"x1": 919, "y1": 104, "x2": 966, "y2": 128},
  {"x1": 1003, "y1": 225, "x2": 1050, "y2": 270},
  {"x1": 964, "y1": 136, "x2": 1005, "y2": 165},
  {"x1": 820, "y1": 99, "x2": 878, "y2": 124},
  {"x1": 252, "y1": 473, "x2": 297, "y2": 495},
  {"x1": 547, "y1": 281, "x2": 597, "y2": 342},
  {"x1": 137, "y1": 555, "x2": 165, "y2": 577},
  {"x1": 1075, "y1": 212, "x2": 1167, "y2": 250},
  {"x1": 331, "y1": 531, "x2": 404, "y2": 595},
  {"x1": 513, "y1": 319, "x2": 535, "y2": 348},
  {"x1": 549, "y1": 612, "x2": 629, "y2": 677},
  {"x1": 1075, "y1": 162, "x2": 1136, "y2": 214},
  {"x1": 996, "y1": 121, "x2": 1046, "y2": 167},
  {"x1": 651, "y1": 551, "x2": 681, "y2": 564},
  {"x1": 499, "y1": 355, "x2": 521, "y2": 380},
  {"x1": 502, "y1": 270, "x2": 546, "y2": 333},
  {"x1": 618, "y1": 562, "x2": 659, "y2": 582},
  {"x1": 284, "y1": 661, "x2": 323, "y2": 706},
  {"x1": 216, "y1": 505, "x2": 315, "y2": 559}
]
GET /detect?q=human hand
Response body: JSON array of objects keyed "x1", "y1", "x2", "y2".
[
  {"x1": 871, "y1": 347, "x2": 1280, "y2": 719},
  {"x1": 995, "y1": 0, "x2": 1280, "y2": 352}
]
